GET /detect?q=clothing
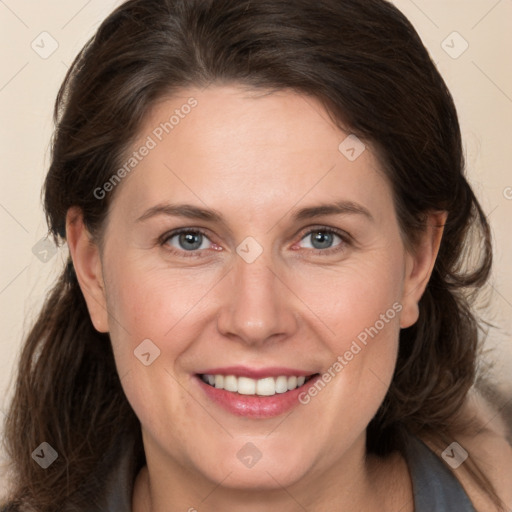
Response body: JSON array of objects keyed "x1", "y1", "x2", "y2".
[
  {"x1": 404, "y1": 435, "x2": 477, "y2": 511},
  {"x1": 1, "y1": 433, "x2": 477, "y2": 511}
]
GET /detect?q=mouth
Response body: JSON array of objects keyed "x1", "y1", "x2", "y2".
[
  {"x1": 198, "y1": 373, "x2": 318, "y2": 396},
  {"x1": 194, "y1": 369, "x2": 321, "y2": 418}
]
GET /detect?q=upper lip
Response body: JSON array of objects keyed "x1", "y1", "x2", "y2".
[{"x1": 196, "y1": 366, "x2": 318, "y2": 379}]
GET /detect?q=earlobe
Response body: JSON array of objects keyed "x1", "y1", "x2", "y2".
[
  {"x1": 65, "y1": 207, "x2": 109, "y2": 333},
  {"x1": 400, "y1": 211, "x2": 447, "y2": 329}
]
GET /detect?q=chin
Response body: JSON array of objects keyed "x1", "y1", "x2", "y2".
[{"x1": 205, "y1": 460, "x2": 309, "y2": 490}]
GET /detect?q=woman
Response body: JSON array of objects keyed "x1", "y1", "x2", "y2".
[{"x1": 2, "y1": 0, "x2": 511, "y2": 510}]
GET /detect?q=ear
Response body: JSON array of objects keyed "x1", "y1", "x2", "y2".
[
  {"x1": 400, "y1": 211, "x2": 447, "y2": 329},
  {"x1": 66, "y1": 207, "x2": 109, "y2": 333}
]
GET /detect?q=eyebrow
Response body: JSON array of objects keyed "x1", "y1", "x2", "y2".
[
  {"x1": 136, "y1": 203, "x2": 223, "y2": 223},
  {"x1": 293, "y1": 201, "x2": 373, "y2": 222},
  {"x1": 135, "y1": 200, "x2": 373, "y2": 224}
]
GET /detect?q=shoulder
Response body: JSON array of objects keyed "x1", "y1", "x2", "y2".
[{"x1": 445, "y1": 389, "x2": 512, "y2": 512}]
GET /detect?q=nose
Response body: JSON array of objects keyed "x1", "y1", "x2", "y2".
[{"x1": 216, "y1": 252, "x2": 299, "y2": 347}]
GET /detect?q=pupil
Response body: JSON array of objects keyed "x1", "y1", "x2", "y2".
[
  {"x1": 312, "y1": 231, "x2": 332, "y2": 249},
  {"x1": 180, "y1": 232, "x2": 202, "y2": 250}
]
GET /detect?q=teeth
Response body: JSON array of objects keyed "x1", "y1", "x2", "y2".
[
  {"x1": 201, "y1": 374, "x2": 312, "y2": 396},
  {"x1": 287, "y1": 376, "x2": 297, "y2": 390},
  {"x1": 223, "y1": 375, "x2": 238, "y2": 392},
  {"x1": 238, "y1": 377, "x2": 256, "y2": 395},
  {"x1": 214, "y1": 375, "x2": 224, "y2": 389},
  {"x1": 256, "y1": 377, "x2": 275, "y2": 396},
  {"x1": 275, "y1": 376, "x2": 288, "y2": 393}
]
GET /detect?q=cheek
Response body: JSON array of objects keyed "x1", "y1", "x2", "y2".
[
  {"x1": 292, "y1": 251, "x2": 405, "y2": 348},
  {"x1": 102, "y1": 257, "x2": 224, "y2": 412},
  {"x1": 283, "y1": 264, "x2": 403, "y2": 468},
  {"x1": 102, "y1": 262, "x2": 203, "y2": 443},
  {"x1": 100, "y1": 260, "x2": 175, "y2": 402},
  {"x1": 105, "y1": 258, "x2": 210, "y2": 348},
  {"x1": 292, "y1": 254, "x2": 404, "y2": 412}
]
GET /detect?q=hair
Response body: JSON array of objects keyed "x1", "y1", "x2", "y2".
[{"x1": 1, "y1": 0, "x2": 503, "y2": 509}]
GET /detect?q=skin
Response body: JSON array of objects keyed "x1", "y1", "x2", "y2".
[
  {"x1": 442, "y1": 391, "x2": 512, "y2": 511},
  {"x1": 67, "y1": 85, "x2": 448, "y2": 512}
]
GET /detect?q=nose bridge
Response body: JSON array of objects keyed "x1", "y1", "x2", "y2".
[{"x1": 216, "y1": 247, "x2": 297, "y2": 345}]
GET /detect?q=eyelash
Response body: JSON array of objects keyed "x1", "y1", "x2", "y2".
[{"x1": 158, "y1": 226, "x2": 351, "y2": 258}]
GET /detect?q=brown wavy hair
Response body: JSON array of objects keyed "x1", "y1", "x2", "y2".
[{"x1": 1, "y1": 0, "x2": 502, "y2": 509}]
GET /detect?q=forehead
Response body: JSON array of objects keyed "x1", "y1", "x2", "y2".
[{"x1": 111, "y1": 85, "x2": 393, "y2": 223}]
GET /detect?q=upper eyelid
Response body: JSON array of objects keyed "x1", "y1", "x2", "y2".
[{"x1": 298, "y1": 226, "x2": 347, "y2": 238}]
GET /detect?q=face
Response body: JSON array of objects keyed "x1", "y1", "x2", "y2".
[{"x1": 69, "y1": 85, "x2": 438, "y2": 492}]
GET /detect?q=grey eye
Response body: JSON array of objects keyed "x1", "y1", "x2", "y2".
[
  {"x1": 312, "y1": 231, "x2": 334, "y2": 249},
  {"x1": 300, "y1": 230, "x2": 342, "y2": 250},
  {"x1": 166, "y1": 231, "x2": 211, "y2": 251}
]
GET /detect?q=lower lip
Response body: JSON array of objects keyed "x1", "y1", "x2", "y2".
[{"x1": 195, "y1": 374, "x2": 321, "y2": 418}]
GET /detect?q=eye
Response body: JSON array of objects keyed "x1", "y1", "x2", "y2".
[
  {"x1": 161, "y1": 229, "x2": 215, "y2": 255},
  {"x1": 296, "y1": 227, "x2": 347, "y2": 253}
]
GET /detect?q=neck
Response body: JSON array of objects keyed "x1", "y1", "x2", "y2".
[{"x1": 132, "y1": 433, "x2": 413, "y2": 512}]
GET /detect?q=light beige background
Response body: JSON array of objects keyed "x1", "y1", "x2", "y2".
[{"x1": 1, "y1": 0, "x2": 511, "y2": 488}]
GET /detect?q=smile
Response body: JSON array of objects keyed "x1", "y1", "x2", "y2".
[
  {"x1": 195, "y1": 370, "x2": 322, "y2": 418},
  {"x1": 199, "y1": 373, "x2": 317, "y2": 396}
]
